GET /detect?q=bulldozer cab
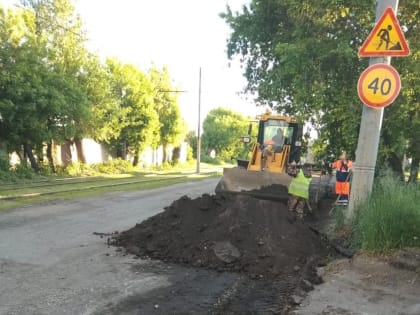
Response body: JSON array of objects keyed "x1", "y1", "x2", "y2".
[
  {"x1": 248, "y1": 115, "x2": 302, "y2": 173},
  {"x1": 216, "y1": 114, "x2": 303, "y2": 196}
]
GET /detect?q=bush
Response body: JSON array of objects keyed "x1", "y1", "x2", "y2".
[
  {"x1": 0, "y1": 156, "x2": 11, "y2": 180},
  {"x1": 354, "y1": 172, "x2": 420, "y2": 251},
  {"x1": 93, "y1": 159, "x2": 135, "y2": 174},
  {"x1": 0, "y1": 170, "x2": 12, "y2": 180},
  {"x1": 0, "y1": 157, "x2": 38, "y2": 180},
  {"x1": 65, "y1": 162, "x2": 96, "y2": 176},
  {"x1": 186, "y1": 145, "x2": 194, "y2": 161},
  {"x1": 13, "y1": 164, "x2": 34, "y2": 179},
  {"x1": 150, "y1": 162, "x2": 174, "y2": 172},
  {"x1": 0, "y1": 156, "x2": 10, "y2": 172},
  {"x1": 63, "y1": 159, "x2": 135, "y2": 176}
]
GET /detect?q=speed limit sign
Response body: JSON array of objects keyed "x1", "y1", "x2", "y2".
[{"x1": 357, "y1": 64, "x2": 401, "y2": 108}]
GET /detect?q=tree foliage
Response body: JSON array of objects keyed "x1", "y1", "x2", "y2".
[
  {"x1": 222, "y1": 0, "x2": 419, "y2": 180},
  {"x1": 202, "y1": 108, "x2": 248, "y2": 160},
  {"x1": 106, "y1": 59, "x2": 160, "y2": 162},
  {"x1": 149, "y1": 66, "x2": 186, "y2": 162},
  {"x1": 0, "y1": 4, "x2": 87, "y2": 169},
  {"x1": 0, "y1": 1, "x2": 186, "y2": 170}
]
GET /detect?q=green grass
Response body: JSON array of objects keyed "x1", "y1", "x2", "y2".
[
  {"x1": 353, "y1": 173, "x2": 420, "y2": 251},
  {"x1": 0, "y1": 160, "x2": 229, "y2": 211},
  {"x1": 0, "y1": 172, "x2": 220, "y2": 211},
  {"x1": 330, "y1": 204, "x2": 346, "y2": 231}
]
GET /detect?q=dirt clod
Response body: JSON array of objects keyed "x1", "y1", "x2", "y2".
[{"x1": 213, "y1": 241, "x2": 241, "y2": 263}]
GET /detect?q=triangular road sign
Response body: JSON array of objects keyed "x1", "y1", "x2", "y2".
[{"x1": 359, "y1": 7, "x2": 410, "y2": 57}]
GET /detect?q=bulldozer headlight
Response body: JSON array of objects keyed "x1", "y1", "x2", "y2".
[{"x1": 241, "y1": 136, "x2": 251, "y2": 143}]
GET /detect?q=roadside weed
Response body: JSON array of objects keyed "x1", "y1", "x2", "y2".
[{"x1": 354, "y1": 173, "x2": 420, "y2": 251}]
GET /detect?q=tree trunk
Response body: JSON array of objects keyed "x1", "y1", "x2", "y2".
[
  {"x1": 408, "y1": 157, "x2": 419, "y2": 183},
  {"x1": 46, "y1": 141, "x2": 56, "y2": 173},
  {"x1": 132, "y1": 150, "x2": 139, "y2": 166},
  {"x1": 23, "y1": 143, "x2": 40, "y2": 172},
  {"x1": 162, "y1": 143, "x2": 167, "y2": 164},
  {"x1": 23, "y1": 145, "x2": 28, "y2": 166},
  {"x1": 172, "y1": 147, "x2": 181, "y2": 164},
  {"x1": 116, "y1": 147, "x2": 123, "y2": 159},
  {"x1": 387, "y1": 152, "x2": 404, "y2": 181},
  {"x1": 36, "y1": 143, "x2": 44, "y2": 164},
  {"x1": 61, "y1": 140, "x2": 73, "y2": 166},
  {"x1": 74, "y1": 137, "x2": 86, "y2": 164},
  {"x1": 116, "y1": 141, "x2": 127, "y2": 160}
]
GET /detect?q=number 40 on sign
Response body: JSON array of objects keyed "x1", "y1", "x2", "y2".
[{"x1": 357, "y1": 64, "x2": 401, "y2": 108}]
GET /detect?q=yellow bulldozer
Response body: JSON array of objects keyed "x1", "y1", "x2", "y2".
[{"x1": 215, "y1": 111, "x2": 304, "y2": 198}]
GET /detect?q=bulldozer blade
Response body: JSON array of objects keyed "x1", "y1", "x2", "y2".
[{"x1": 215, "y1": 167, "x2": 293, "y2": 201}]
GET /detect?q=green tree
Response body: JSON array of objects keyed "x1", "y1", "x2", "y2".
[
  {"x1": 149, "y1": 66, "x2": 186, "y2": 163},
  {"x1": 1, "y1": 1, "x2": 188, "y2": 172},
  {"x1": 201, "y1": 108, "x2": 248, "y2": 160},
  {"x1": 25, "y1": 0, "x2": 91, "y2": 163},
  {"x1": 106, "y1": 59, "x2": 160, "y2": 165},
  {"x1": 0, "y1": 5, "x2": 86, "y2": 171},
  {"x1": 185, "y1": 130, "x2": 197, "y2": 158},
  {"x1": 82, "y1": 55, "x2": 128, "y2": 144},
  {"x1": 222, "y1": 0, "x2": 419, "y2": 178}
]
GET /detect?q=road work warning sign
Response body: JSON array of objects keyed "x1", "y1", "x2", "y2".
[{"x1": 359, "y1": 7, "x2": 410, "y2": 57}]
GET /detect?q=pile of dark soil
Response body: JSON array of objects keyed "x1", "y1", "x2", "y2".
[
  {"x1": 245, "y1": 184, "x2": 290, "y2": 202},
  {"x1": 114, "y1": 193, "x2": 331, "y2": 280}
]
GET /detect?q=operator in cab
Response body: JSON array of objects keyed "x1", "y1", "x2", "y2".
[{"x1": 271, "y1": 128, "x2": 284, "y2": 152}]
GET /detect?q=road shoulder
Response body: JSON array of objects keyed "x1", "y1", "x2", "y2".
[{"x1": 295, "y1": 250, "x2": 420, "y2": 315}]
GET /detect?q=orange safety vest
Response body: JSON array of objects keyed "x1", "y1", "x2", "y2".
[
  {"x1": 333, "y1": 160, "x2": 353, "y2": 195},
  {"x1": 332, "y1": 160, "x2": 353, "y2": 172}
]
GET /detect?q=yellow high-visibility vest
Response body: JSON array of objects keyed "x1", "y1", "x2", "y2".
[{"x1": 288, "y1": 170, "x2": 311, "y2": 199}]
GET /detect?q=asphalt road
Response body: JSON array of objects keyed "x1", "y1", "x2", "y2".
[{"x1": 0, "y1": 178, "x2": 240, "y2": 315}]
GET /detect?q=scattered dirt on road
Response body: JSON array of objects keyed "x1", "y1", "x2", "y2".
[{"x1": 113, "y1": 192, "x2": 335, "y2": 313}]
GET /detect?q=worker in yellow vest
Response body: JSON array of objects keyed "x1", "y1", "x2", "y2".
[{"x1": 288, "y1": 166, "x2": 312, "y2": 219}]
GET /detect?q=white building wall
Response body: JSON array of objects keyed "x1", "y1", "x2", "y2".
[
  {"x1": 81, "y1": 139, "x2": 104, "y2": 164},
  {"x1": 7, "y1": 139, "x2": 189, "y2": 167}
]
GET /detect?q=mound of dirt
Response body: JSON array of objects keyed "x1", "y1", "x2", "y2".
[{"x1": 113, "y1": 193, "x2": 330, "y2": 280}]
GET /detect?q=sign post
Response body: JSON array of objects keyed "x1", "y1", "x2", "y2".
[
  {"x1": 348, "y1": 0, "x2": 409, "y2": 220},
  {"x1": 196, "y1": 67, "x2": 202, "y2": 174}
]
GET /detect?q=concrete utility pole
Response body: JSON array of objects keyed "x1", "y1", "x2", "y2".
[
  {"x1": 348, "y1": 0, "x2": 399, "y2": 220},
  {"x1": 196, "y1": 67, "x2": 202, "y2": 174}
]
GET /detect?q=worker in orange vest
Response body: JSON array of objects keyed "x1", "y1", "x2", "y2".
[{"x1": 332, "y1": 152, "x2": 353, "y2": 204}]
